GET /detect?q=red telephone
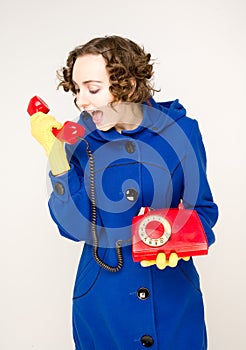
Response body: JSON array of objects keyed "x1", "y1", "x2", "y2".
[
  {"x1": 132, "y1": 203, "x2": 208, "y2": 262},
  {"x1": 27, "y1": 95, "x2": 85, "y2": 144}
]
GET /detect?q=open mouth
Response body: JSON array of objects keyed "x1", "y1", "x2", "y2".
[{"x1": 91, "y1": 110, "x2": 103, "y2": 125}]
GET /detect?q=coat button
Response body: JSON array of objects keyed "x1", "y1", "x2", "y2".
[
  {"x1": 54, "y1": 182, "x2": 65, "y2": 195},
  {"x1": 141, "y1": 335, "x2": 154, "y2": 347},
  {"x1": 125, "y1": 141, "x2": 135, "y2": 153},
  {"x1": 125, "y1": 188, "x2": 138, "y2": 201},
  {"x1": 137, "y1": 287, "x2": 150, "y2": 300}
]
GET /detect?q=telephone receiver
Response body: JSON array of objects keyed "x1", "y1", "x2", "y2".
[{"x1": 27, "y1": 95, "x2": 85, "y2": 144}]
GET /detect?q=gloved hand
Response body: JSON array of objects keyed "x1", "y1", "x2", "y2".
[
  {"x1": 30, "y1": 112, "x2": 63, "y2": 155},
  {"x1": 30, "y1": 112, "x2": 70, "y2": 175},
  {"x1": 140, "y1": 252, "x2": 190, "y2": 270}
]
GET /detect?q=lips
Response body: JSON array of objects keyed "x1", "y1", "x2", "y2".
[{"x1": 91, "y1": 110, "x2": 103, "y2": 125}]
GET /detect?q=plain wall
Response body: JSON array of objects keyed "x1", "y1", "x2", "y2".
[{"x1": 1, "y1": 0, "x2": 245, "y2": 348}]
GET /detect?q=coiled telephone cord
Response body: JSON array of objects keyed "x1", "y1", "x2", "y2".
[{"x1": 79, "y1": 137, "x2": 124, "y2": 273}]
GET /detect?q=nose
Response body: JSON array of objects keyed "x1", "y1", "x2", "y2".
[{"x1": 75, "y1": 92, "x2": 90, "y2": 110}]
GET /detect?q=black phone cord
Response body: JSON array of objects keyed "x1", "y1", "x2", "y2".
[{"x1": 79, "y1": 137, "x2": 124, "y2": 273}]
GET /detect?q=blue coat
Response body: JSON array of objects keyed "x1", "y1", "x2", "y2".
[{"x1": 48, "y1": 98, "x2": 218, "y2": 349}]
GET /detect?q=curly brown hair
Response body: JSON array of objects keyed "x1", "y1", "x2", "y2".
[{"x1": 57, "y1": 35, "x2": 158, "y2": 104}]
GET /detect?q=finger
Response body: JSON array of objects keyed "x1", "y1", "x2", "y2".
[
  {"x1": 156, "y1": 252, "x2": 167, "y2": 270},
  {"x1": 31, "y1": 113, "x2": 61, "y2": 127},
  {"x1": 30, "y1": 112, "x2": 46, "y2": 121},
  {"x1": 140, "y1": 260, "x2": 156, "y2": 267},
  {"x1": 168, "y1": 252, "x2": 179, "y2": 267}
]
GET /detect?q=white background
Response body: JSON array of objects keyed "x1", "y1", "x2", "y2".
[{"x1": 1, "y1": 0, "x2": 245, "y2": 349}]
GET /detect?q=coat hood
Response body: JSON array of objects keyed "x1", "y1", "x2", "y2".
[{"x1": 141, "y1": 97, "x2": 187, "y2": 133}]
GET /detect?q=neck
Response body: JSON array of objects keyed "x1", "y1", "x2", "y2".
[{"x1": 114, "y1": 103, "x2": 143, "y2": 133}]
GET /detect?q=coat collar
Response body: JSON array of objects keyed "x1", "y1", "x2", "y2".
[{"x1": 79, "y1": 97, "x2": 186, "y2": 141}]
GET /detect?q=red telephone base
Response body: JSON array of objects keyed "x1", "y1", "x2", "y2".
[{"x1": 132, "y1": 206, "x2": 208, "y2": 262}]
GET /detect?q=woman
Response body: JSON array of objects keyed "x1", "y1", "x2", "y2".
[{"x1": 31, "y1": 35, "x2": 218, "y2": 349}]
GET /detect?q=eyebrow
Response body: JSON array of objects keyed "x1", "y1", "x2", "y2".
[
  {"x1": 73, "y1": 79, "x2": 103, "y2": 85},
  {"x1": 84, "y1": 80, "x2": 103, "y2": 84}
]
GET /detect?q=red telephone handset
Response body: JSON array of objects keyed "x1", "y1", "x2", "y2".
[{"x1": 27, "y1": 95, "x2": 85, "y2": 144}]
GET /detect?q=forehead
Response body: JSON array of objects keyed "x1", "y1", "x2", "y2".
[{"x1": 72, "y1": 54, "x2": 109, "y2": 83}]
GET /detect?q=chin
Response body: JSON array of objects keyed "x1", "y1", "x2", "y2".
[{"x1": 96, "y1": 124, "x2": 115, "y2": 132}]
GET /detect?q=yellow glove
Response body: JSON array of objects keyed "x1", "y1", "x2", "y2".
[
  {"x1": 30, "y1": 112, "x2": 70, "y2": 175},
  {"x1": 31, "y1": 112, "x2": 63, "y2": 155},
  {"x1": 140, "y1": 252, "x2": 190, "y2": 270}
]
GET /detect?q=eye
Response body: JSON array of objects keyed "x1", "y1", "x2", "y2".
[{"x1": 89, "y1": 89, "x2": 100, "y2": 94}]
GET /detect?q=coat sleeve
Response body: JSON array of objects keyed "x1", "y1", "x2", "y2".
[
  {"x1": 181, "y1": 120, "x2": 218, "y2": 246},
  {"x1": 48, "y1": 147, "x2": 93, "y2": 242}
]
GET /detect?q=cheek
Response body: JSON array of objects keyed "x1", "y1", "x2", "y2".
[{"x1": 95, "y1": 90, "x2": 114, "y2": 107}]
